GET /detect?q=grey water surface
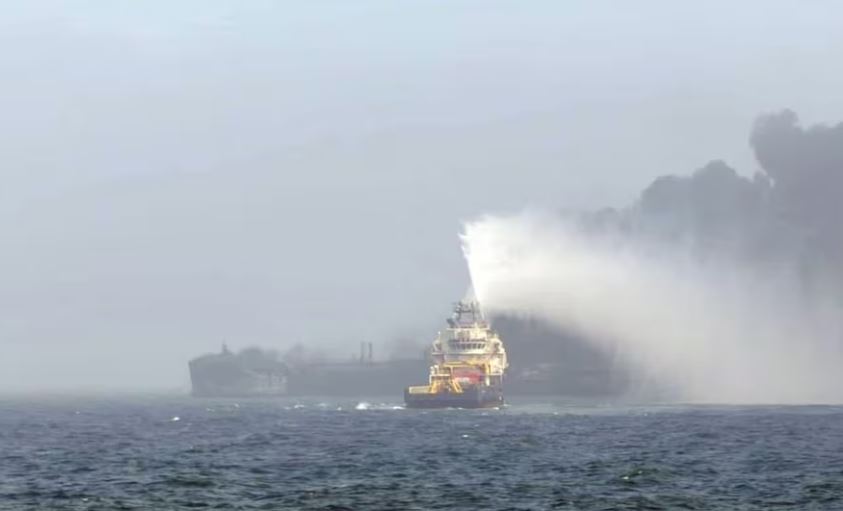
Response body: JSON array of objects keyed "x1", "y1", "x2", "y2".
[{"x1": 2, "y1": 396, "x2": 842, "y2": 510}]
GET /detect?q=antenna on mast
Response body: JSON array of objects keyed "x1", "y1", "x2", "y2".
[{"x1": 462, "y1": 285, "x2": 478, "y2": 305}]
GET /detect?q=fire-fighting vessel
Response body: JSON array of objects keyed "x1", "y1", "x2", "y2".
[{"x1": 404, "y1": 299, "x2": 508, "y2": 408}]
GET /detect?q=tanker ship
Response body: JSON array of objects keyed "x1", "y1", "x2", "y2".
[{"x1": 404, "y1": 299, "x2": 508, "y2": 408}]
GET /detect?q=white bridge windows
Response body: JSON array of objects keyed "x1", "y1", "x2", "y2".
[{"x1": 447, "y1": 339, "x2": 488, "y2": 351}]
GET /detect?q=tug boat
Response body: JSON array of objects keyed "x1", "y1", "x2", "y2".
[{"x1": 404, "y1": 299, "x2": 508, "y2": 409}]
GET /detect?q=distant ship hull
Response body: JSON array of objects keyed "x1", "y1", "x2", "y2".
[
  {"x1": 404, "y1": 385, "x2": 504, "y2": 409},
  {"x1": 288, "y1": 359, "x2": 429, "y2": 397},
  {"x1": 189, "y1": 346, "x2": 287, "y2": 398}
]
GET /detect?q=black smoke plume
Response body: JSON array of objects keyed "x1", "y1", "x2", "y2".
[{"x1": 481, "y1": 110, "x2": 843, "y2": 401}]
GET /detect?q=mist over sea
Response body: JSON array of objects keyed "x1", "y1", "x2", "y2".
[
  {"x1": 3, "y1": 395, "x2": 843, "y2": 510},
  {"x1": 5, "y1": 3, "x2": 843, "y2": 510}
]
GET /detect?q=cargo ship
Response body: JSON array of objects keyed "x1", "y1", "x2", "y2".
[
  {"x1": 189, "y1": 345, "x2": 288, "y2": 397},
  {"x1": 404, "y1": 299, "x2": 508, "y2": 408},
  {"x1": 189, "y1": 342, "x2": 430, "y2": 398}
]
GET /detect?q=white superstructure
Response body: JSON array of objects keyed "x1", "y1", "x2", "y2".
[{"x1": 428, "y1": 301, "x2": 508, "y2": 386}]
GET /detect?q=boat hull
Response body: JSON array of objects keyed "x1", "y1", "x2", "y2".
[{"x1": 404, "y1": 385, "x2": 504, "y2": 409}]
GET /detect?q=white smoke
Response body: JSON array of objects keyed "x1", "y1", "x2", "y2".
[{"x1": 461, "y1": 211, "x2": 843, "y2": 404}]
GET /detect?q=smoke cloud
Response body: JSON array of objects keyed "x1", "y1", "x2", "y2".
[{"x1": 462, "y1": 110, "x2": 843, "y2": 404}]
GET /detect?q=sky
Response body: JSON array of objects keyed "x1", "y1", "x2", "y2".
[{"x1": 2, "y1": 0, "x2": 843, "y2": 391}]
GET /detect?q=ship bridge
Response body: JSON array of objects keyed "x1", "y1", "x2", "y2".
[
  {"x1": 447, "y1": 301, "x2": 486, "y2": 328},
  {"x1": 430, "y1": 300, "x2": 508, "y2": 377}
]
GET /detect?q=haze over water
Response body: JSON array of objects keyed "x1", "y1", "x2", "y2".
[
  {"x1": 4, "y1": 1, "x2": 843, "y2": 392},
  {"x1": 4, "y1": 3, "x2": 843, "y2": 509}
]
